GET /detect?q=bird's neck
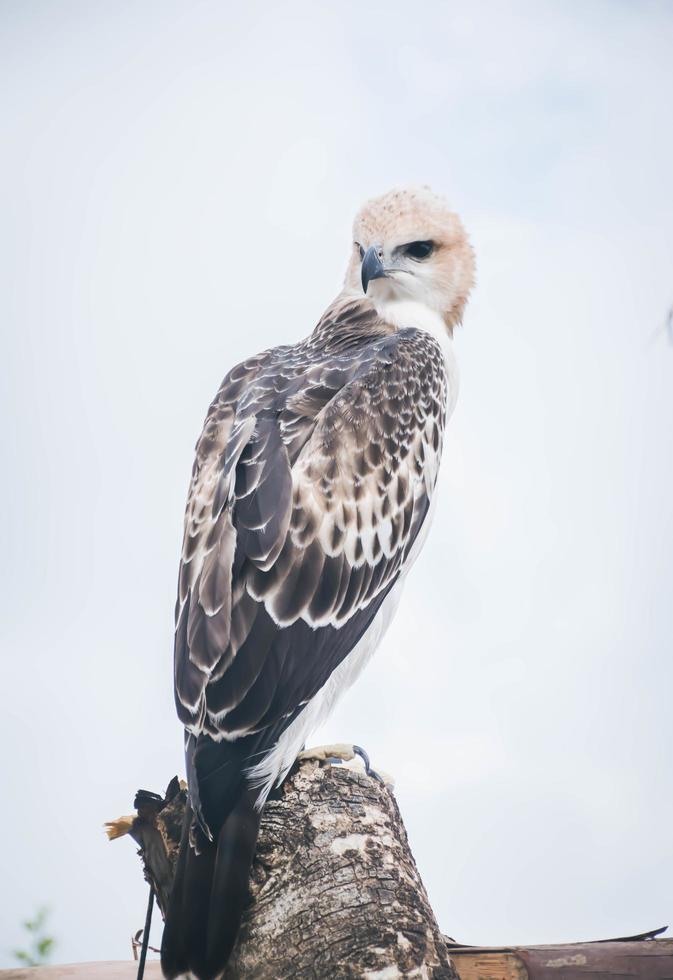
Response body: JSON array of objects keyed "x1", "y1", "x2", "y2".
[
  {"x1": 375, "y1": 297, "x2": 449, "y2": 346},
  {"x1": 322, "y1": 290, "x2": 455, "y2": 366}
]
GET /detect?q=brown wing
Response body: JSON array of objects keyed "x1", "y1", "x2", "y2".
[{"x1": 173, "y1": 315, "x2": 448, "y2": 751}]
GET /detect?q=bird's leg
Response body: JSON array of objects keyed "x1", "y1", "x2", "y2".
[{"x1": 296, "y1": 743, "x2": 391, "y2": 785}]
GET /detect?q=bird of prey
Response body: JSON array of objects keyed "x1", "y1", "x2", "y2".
[{"x1": 161, "y1": 186, "x2": 475, "y2": 980}]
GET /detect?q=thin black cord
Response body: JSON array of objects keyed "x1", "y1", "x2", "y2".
[{"x1": 136, "y1": 884, "x2": 155, "y2": 980}]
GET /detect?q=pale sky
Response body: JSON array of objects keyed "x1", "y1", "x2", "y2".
[{"x1": 1, "y1": 0, "x2": 672, "y2": 966}]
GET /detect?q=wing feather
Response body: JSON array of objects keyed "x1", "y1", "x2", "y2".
[{"x1": 174, "y1": 308, "x2": 449, "y2": 770}]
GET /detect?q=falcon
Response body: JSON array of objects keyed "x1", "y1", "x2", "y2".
[{"x1": 161, "y1": 186, "x2": 475, "y2": 979}]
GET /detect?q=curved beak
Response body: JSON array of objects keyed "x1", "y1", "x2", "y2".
[{"x1": 361, "y1": 245, "x2": 387, "y2": 294}]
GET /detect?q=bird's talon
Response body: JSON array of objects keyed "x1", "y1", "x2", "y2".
[{"x1": 352, "y1": 744, "x2": 383, "y2": 782}]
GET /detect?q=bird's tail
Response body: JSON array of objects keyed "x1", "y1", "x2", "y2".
[{"x1": 160, "y1": 788, "x2": 261, "y2": 980}]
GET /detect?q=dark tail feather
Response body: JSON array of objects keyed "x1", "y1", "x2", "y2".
[
  {"x1": 160, "y1": 802, "x2": 194, "y2": 979},
  {"x1": 161, "y1": 791, "x2": 262, "y2": 980},
  {"x1": 206, "y1": 788, "x2": 261, "y2": 971}
]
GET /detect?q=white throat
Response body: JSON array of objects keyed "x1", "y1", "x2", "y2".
[{"x1": 376, "y1": 297, "x2": 445, "y2": 342}]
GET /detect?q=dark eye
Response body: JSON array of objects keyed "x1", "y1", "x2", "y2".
[
  {"x1": 404, "y1": 240, "x2": 434, "y2": 260},
  {"x1": 356, "y1": 243, "x2": 365, "y2": 259}
]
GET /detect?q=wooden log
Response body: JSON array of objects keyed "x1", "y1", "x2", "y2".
[
  {"x1": 448, "y1": 937, "x2": 673, "y2": 979},
  {"x1": 3, "y1": 939, "x2": 672, "y2": 979},
  {"x1": 0, "y1": 965, "x2": 162, "y2": 979},
  {"x1": 225, "y1": 759, "x2": 456, "y2": 978}
]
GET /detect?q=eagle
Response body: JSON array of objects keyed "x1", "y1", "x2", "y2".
[{"x1": 160, "y1": 186, "x2": 475, "y2": 979}]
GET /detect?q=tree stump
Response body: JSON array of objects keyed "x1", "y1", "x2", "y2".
[{"x1": 108, "y1": 757, "x2": 457, "y2": 979}]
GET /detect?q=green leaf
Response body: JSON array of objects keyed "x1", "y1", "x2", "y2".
[
  {"x1": 37, "y1": 937, "x2": 55, "y2": 958},
  {"x1": 15, "y1": 907, "x2": 55, "y2": 966},
  {"x1": 13, "y1": 951, "x2": 36, "y2": 966}
]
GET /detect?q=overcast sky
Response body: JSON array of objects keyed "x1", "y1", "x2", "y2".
[{"x1": 1, "y1": 0, "x2": 672, "y2": 967}]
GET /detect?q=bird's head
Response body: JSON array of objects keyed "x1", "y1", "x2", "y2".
[{"x1": 344, "y1": 186, "x2": 475, "y2": 333}]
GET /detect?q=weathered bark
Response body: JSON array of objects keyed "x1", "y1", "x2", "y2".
[
  {"x1": 105, "y1": 775, "x2": 187, "y2": 922},
  {"x1": 448, "y1": 935, "x2": 673, "y2": 979},
  {"x1": 109, "y1": 758, "x2": 457, "y2": 978},
  {"x1": 226, "y1": 760, "x2": 455, "y2": 979}
]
